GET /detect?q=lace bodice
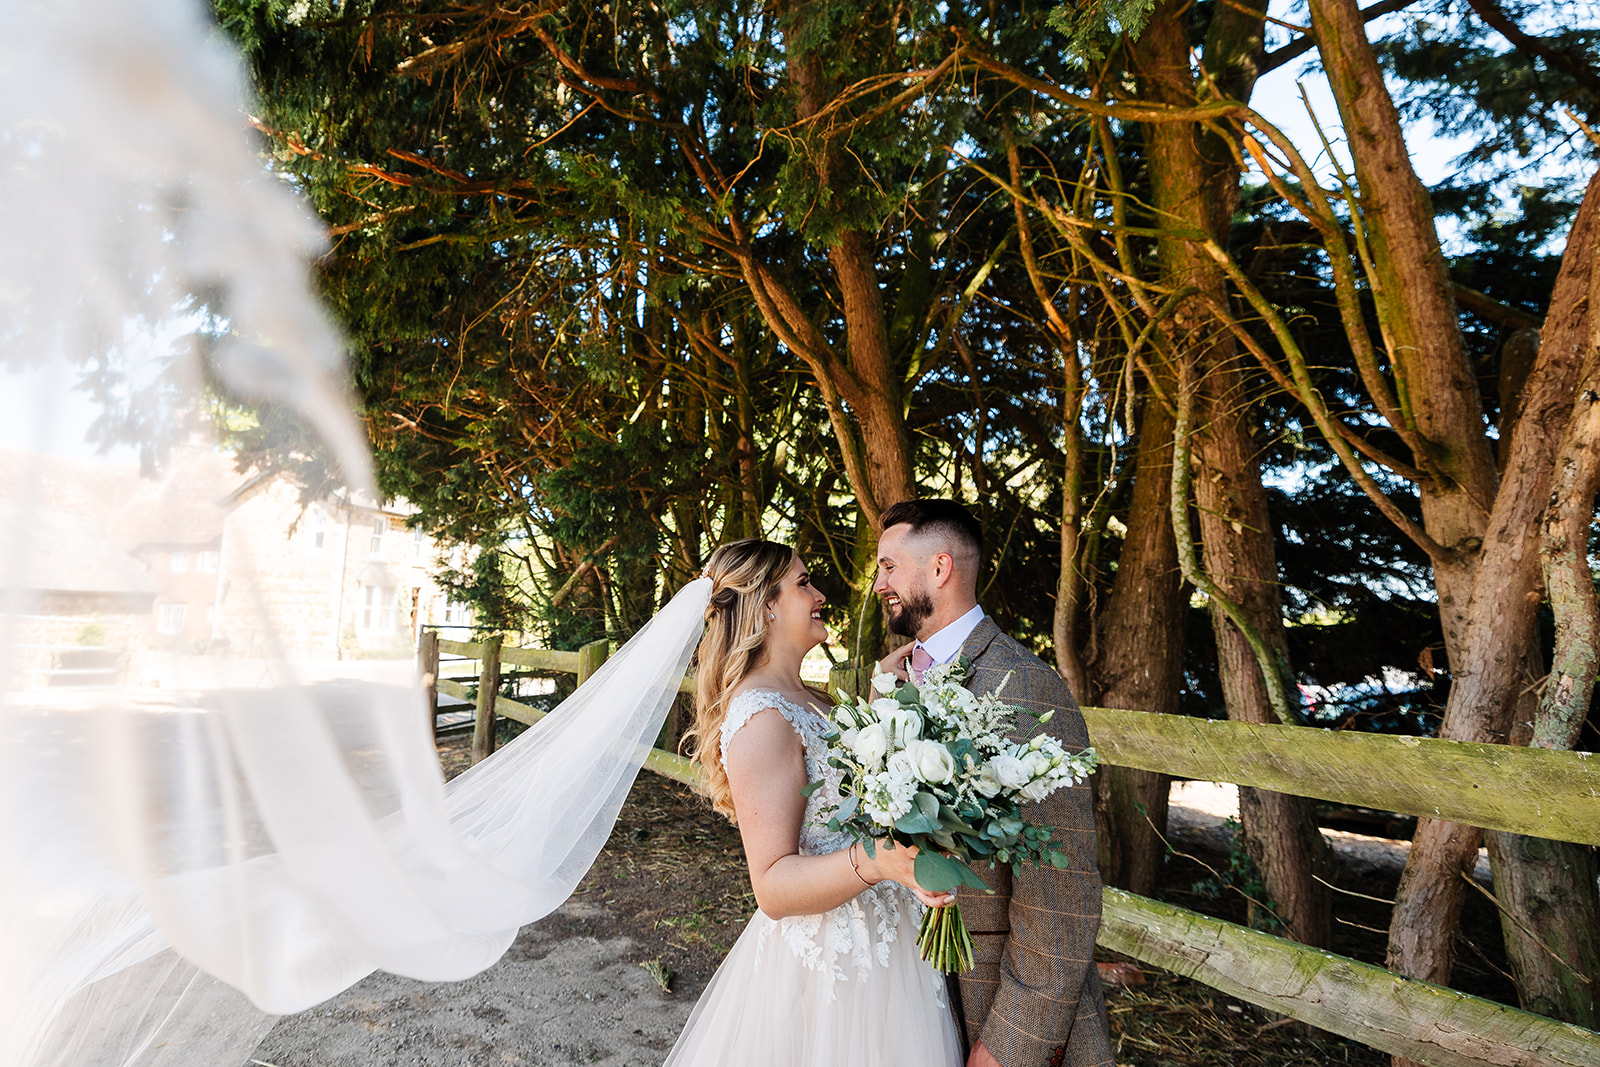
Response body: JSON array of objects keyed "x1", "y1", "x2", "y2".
[
  {"x1": 720, "y1": 689, "x2": 930, "y2": 996},
  {"x1": 721, "y1": 689, "x2": 853, "y2": 856}
]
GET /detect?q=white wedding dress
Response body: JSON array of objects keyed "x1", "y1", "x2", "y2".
[{"x1": 663, "y1": 691, "x2": 964, "y2": 1067}]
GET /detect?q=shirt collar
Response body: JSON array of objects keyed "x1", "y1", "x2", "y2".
[{"x1": 916, "y1": 604, "x2": 986, "y2": 665}]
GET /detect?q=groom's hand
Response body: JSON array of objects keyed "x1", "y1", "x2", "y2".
[
  {"x1": 966, "y1": 1040, "x2": 1000, "y2": 1067},
  {"x1": 876, "y1": 641, "x2": 916, "y2": 686}
]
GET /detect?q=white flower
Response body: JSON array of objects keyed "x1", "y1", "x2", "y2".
[
  {"x1": 871, "y1": 696, "x2": 901, "y2": 718},
  {"x1": 971, "y1": 762, "x2": 1004, "y2": 798},
  {"x1": 882, "y1": 705, "x2": 924, "y2": 746},
  {"x1": 872, "y1": 670, "x2": 900, "y2": 695},
  {"x1": 1018, "y1": 778, "x2": 1053, "y2": 803},
  {"x1": 1023, "y1": 751, "x2": 1053, "y2": 779},
  {"x1": 860, "y1": 754, "x2": 920, "y2": 826},
  {"x1": 851, "y1": 722, "x2": 890, "y2": 769},
  {"x1": 885, "y1": 749, "x2": 917, "y2": 784},
  {"x1": 906, "y1": 739, "x2": 956, "y2": 784},
  {"x1": 988, "y1": 754, "x2": 1031, "y2": 790}
]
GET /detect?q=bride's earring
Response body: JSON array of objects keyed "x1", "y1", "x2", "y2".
[{"x1": 768, "y1": 611, "x2": 775, "y2": 621}]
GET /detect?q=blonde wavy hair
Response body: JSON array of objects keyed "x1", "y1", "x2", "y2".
[{"x1": 684, "y1": 538, "x2": 798, "y2": 822}]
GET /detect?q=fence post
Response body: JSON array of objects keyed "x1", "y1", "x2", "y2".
[
  {"x1": 418, "y1": 629, "x2": 440, "y2": 740},
  {"x1": 828, "y1": 662, "x2": 870, "y2": 701},
  {"x1": 471, "y1": 634, "x2": 503, "y2": 765},
  {"x1": 577, "y1": 638, "x2": 609, "y2": 686}
]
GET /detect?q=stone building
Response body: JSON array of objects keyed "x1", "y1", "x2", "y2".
[
  {"x1": 212, "y1": 473, "x2": 463, "y2": 661},
  {"x1": 0, "y1": 501, "x2": 156, "y2": 687},
  {"x1": 0, "y1": 446, "x2": 466, "y2": 685}
]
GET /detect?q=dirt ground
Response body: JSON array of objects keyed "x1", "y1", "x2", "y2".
[{"x1": 247, "y1": 736, "x2": 1516, "y2": 1067}]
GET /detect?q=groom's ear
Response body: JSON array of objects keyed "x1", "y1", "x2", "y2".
[{"x1": 930, "y1": 551, "x2": 957, "y2": 588}]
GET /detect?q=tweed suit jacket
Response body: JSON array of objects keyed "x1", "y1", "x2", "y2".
[{"x1": 953, "y1": 617, "x2": 1112, "y2": 1067}]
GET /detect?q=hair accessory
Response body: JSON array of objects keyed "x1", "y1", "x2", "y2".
[{"x1": 699, "y1": 565, "x2": 712, "y2": 579}]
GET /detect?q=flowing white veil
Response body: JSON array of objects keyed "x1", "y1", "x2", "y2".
[{"x1": 0, "y1": 1, "x2": 708, "y2": 1064}]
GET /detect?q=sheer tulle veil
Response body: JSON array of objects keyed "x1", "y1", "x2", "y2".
[{"x1": 0, "y1": 1, "x2": 709, "y2": 1064}]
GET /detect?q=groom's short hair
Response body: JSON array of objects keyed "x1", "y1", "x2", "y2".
[{"x1": 879, "y1": 499, "x2": 983, "y2": 575}]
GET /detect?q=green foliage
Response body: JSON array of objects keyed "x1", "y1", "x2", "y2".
[
  {"x1": 212, "y1": 0, "x2": 1596, "y2": 746},
  {"x1": 1047, "y1": 0, "x2": 1158, "y2": 65},
  {"x1": 1188, "y1": 817, "x2": 1283, "y2": 934}
]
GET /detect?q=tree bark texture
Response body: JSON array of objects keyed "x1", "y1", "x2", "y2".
[
  {"x1": 1308, "y1": 0, "x2": 1600, "y2": 1016},
  {"x1": 1482, "y1": 168, "x2": 1600, "y2": 1027},
  {"x1": 1136, "y1": 0, "x2": 1334, "y2": 947},
  {"x1": 1092, "y1": 400, "x2": 1188, "y2": 895},
  {"x1": 1384, "y1": 176, "x2": 1599, "y2": 1003},
  {"x1": 774, "y1": 25, "x2": 915, "y2": 520}
]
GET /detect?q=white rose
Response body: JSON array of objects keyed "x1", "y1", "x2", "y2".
[
  {"x1": 885, "y1": 750, "x2": 917, "y2": 787},
  {"x1": 906, "y1": 739, "x2": 956, "y2": 784},
  {"x1": 871, "y1": 697, "x2": 901, "y2": 717},
  {"x1": 948, "y1": 686, "x2": 978, "y2": 713},
  {"x1": 871, "y1": 671, "x2": 900, "y2": 695},
  {"x1": 1018, "y1": 778, "x2": 1052, "y2": 803},
  {"x1": 971, "y1": 762, "x2": 1004, "y2": 798},
  {"x1": 852, "y1": 722, "x2": 890, "y2": 768},
  {"x1": 1023, "y1": 751, "x2": 1053, "y2": 778},
  {"x1": 988, "y1": 755, "x2": 1031, "y2": 790},
  {"x1": 876, "y1": 705, "x2": 923, "y2": 746},
  {"x1": 838, "y1": 727, "x2": 859, "y2": 752}
]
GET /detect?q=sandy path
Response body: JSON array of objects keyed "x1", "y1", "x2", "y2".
[
  {"x1": 246, "y1": 901, "x2": 695, "y2": 1067},
  {"x1": 247, "y1": 783, "x2": 1449, "y2": 1066}
]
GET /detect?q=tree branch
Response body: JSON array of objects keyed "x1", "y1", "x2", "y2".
[
  {"x1": 1465, "y1": 0, "x2": 1600, "y2": 101},
  {"x1": 1261, "y1": 0, "x2": 1421, "y2": 74}
]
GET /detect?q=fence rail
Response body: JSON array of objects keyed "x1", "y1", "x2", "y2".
[
  {"x1": 417, "y1": 635, "x2": 1600, "y2": 1067},
  {"x1": 1080, "y1": 706, "x2": 1600, "y2": 845}
]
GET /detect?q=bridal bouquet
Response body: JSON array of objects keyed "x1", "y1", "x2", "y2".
[{"x1": 814, "y1": 657, "x2": 1099, "y2": 973}]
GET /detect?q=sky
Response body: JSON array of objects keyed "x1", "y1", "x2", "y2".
[{"x1": 1250, "y1": 0, "x2": 1593, "y2": 256}]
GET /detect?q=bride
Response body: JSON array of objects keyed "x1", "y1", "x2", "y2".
[{"x1": 663, "y1": 538, "x2": 964, "y2": 1066}]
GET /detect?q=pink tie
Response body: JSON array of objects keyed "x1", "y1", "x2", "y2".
[{"x1": 909, "y1": 644, "x2": 934, "y2": 684}]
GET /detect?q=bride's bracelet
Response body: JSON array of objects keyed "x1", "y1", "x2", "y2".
[{"x1": 848, "y1": 842, "x2": 878, "y2": 888}]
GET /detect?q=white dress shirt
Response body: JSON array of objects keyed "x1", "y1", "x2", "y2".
[{"x1": 915, "y1": 604, "x2": 986, "y2": 665}]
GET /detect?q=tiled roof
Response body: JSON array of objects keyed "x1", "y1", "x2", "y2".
[{"x1": 0, "y1": 502, "x2": 156, "y2": 595}]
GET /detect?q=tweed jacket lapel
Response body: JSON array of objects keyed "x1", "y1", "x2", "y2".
[{"x1": 956, "y1": 615, "x2": 1003, "y2": 667}]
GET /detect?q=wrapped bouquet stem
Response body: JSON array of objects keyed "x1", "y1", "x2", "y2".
[{"x1": 817, "y1": 658, "x2": 1098, "y2": 974}]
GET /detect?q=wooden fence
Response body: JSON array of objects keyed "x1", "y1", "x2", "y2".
[
  {"x1": 421, "y1": 632, "x2": 699, "y2": 782},
  {"x1": 418, "y1": 634, "x2": 1600, "y2": 1067}
]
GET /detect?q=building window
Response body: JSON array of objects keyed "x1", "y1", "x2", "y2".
[
  {"x1": 169, "y1": 550, "x2": 190, "y2": 573},
  {"x1": 443, "y1": 600, "x2": 472, "y2": 627},
  {"x1": 197, "y1": 550, "x2": 219, "y2": 573},
  {"x1": 361, "y1": 585, "x2": 396, "y2": 632},
  {"x1": 157, "y1": 603, "x2": 187, "y2": 634},
  {"x1": 411, "y1": 526, "x2": 424, "y2": 560},
  {"x1": 310, "y1": 508, "x2": 327, "y2": 550},
  {"x1": 369, "y1": 518, "x2": 387, "y2": 555}
]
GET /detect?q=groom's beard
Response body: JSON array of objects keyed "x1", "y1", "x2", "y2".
[{"x1": 885, "y1": 585, "x2": 935, "y2": 638}]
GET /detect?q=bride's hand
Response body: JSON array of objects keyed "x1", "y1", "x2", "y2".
[
  {"x1": 859, "y1": 839, "x2": 956, "y2": 909},
  {"x1": 875, "y1": 642, "x2": 917, "y2": 687}
]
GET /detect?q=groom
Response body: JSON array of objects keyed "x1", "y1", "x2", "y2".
[{"x1": 874, "y1": 499, "x2": 1112, "y2": 1067}]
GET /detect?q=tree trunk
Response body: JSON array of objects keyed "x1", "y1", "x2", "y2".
[
  {"x1": 1092, "y1": 399, "x2": 1188, "y2": 895},
  {"x1": 1383, "y1": 177, "x2": 1600, "y2": 1011},
  {"x1": 763, "y1": 21, "x2": 914, "y2": 522},
  {"x1": 1307, "y1": 3, "x2": 1600, "y2": 1023},
  {"x1": 1190, "y1": 378, "x2": 1334, "y2": 948},
  {"x1": 1483, "y1": 169, "x2": 1600, "y2": 1027},
  {"x1": 1137, "y1": 0, "x2": 1334, "y2": 948}
]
